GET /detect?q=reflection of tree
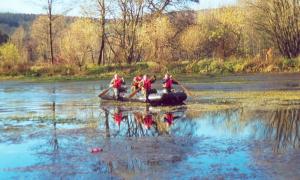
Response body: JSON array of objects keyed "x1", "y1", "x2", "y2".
[
  {"x1": 208, "y1": 107, "x2": 300, "y2": 152},
  {"x1": 264, "y1": 108, "x2": 300, "y2": 152},
  {"x1": 103, "y1": 109, "x2": 110, "y2": 138},
  {"x1": 50, "y1": 101, "x2": 59, "y2": 152},
  {"x1": 49, "y1": 82, "x2": 58, "y2": 153}
]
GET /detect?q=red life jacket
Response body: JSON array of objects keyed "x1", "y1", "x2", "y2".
[
  {"x1": 165, "y1": 78, "x2": 173, "y2": 89},
  {"x1": 133, "y1": 76, "x2": 142, "y2": 86},
  {"x1": 143, "y1": 78, "x2": 152, "y2": 90},
  {"x1": 144, "y1": 115, "x2": 153, "y2": 129},
  {"x1": 165, "y1": 113, "x2": 174, "y2": 125},
  {"x1": 113, "y1": 78, "x2": 123, "y2": 88},
  {"x1": 114, "y1": 112, "x2": 123, "y2": 126}
]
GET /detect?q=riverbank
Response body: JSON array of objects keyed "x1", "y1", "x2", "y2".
[
  {"x1": 1, "y1": 72, "x2": 300, "y2": 84},
  {"x1": 1, "y1": 57, "x2": 300, "y2": 82}
]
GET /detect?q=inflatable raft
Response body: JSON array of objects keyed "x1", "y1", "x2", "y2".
[{"x1": 99, "y1": 91, "x2": 187, "y2": 106}]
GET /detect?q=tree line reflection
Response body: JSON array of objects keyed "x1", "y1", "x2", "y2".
[{"x1": 98, "y1": 104, "x2": 300, "y2": 152}]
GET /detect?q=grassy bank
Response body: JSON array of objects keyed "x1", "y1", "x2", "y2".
[
  {"x1": 1, "y1": 57, "x2": 300, "y2": 81},
  {"x1": 188, "y1": 90, "x2": 300, "y2": 111}
]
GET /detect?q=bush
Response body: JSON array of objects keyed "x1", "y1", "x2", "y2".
[
  {"x1": 280, "y1": 58, "x2": 296, "y2": 71},
  {"x1": 0, "y1": 43, "x2": 20, "y2": 71}
]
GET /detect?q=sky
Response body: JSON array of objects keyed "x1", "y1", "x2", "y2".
[{"x1": 0, "y1": 0, "x2": 237, "y2": 16}]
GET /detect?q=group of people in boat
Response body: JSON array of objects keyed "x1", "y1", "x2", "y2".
[{"x1": 109, "y1": 73, "x2": 179, "y2": 101}]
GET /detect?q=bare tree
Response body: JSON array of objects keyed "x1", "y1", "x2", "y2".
[
  {"x1": 47, "y1": 0, "x2": 55, "y2": 65},
  {"x1": 249, "y1": 0, "x2": 300, "y2": 58},
  {"x1": 97, "y1": 0, "x2": 106, "y2": 65},
  {"x1": 114, "y1": 0, "x2": 198, "y2": 64}
]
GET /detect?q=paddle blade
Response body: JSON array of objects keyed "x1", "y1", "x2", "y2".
[
  {"x1": 98, "y1": 88, "x2": 111, "y2": 97},
  {"x1": 172, "y1": 77, "x2": 192, "y2": 96},
  {"x1": 180, "y1": 84, "x2": 192, "y2": 96},
  {"x1": 128, "y1": 88, "x2": 141, "y2": 99}
]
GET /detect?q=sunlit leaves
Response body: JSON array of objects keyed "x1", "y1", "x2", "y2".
[
  {"x1": 0, "y1": 43, "x2": 20, "y2": 68},
  {"x1": 138, "y1": 15, "x2": 175, "y2": 62},
  {"x1": 61, "y1": 18, "x2": 100, "y2": 68}
]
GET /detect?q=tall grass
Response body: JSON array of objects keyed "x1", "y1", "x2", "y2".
[{"x1": 0, "y1": 57, "x2": 299, "y2": 78}]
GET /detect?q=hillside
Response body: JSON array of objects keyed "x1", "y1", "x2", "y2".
[{"x1": 0, "y1": 13, "x2": 37, "y2": 35}]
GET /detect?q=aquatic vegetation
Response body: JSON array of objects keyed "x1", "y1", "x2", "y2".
[{"x1": 191, "y1": 90, "x2": 300, "y2": 109}]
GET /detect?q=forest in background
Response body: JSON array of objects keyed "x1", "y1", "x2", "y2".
[{"x1": 0, "y1": 0, "x2": 299, "y2": 78}]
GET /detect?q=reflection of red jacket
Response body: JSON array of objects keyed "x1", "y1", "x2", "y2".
[
  {"x1": 164, "y1": 113, "x2": 174, "y2": 125},
  {"x1": 114, "y1": 112, "x2": 123, "y2": 126},
  {"x1": 144, "y1": 114, "x2": 154, "y2": 129}
]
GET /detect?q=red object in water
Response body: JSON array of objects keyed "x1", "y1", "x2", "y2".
[
  {"x1": 165, "y1": 113, "x2": 174, "y2": 125},
  {"x1": 144, "y1": 114, "x2": 154, "y2": 129},
  {"x1": 91, "y1": 147, "x2": 103, "y2": 153},
  {"x1": 114, "y1": 112, "x2": 123, "y2": 126}
]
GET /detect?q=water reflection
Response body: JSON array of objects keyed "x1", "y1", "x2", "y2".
[
  {"x1": 260, "y1": 108, "x2": 300, "y2": 152},
  {"x1": 96, "y1": 105, "x2": 300, "y2": 153},
  {"x1": 100, "y1": 104, "x2": 186, "y2": 138}
]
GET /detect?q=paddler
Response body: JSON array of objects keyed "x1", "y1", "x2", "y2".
[
  {"x1": 109, "y1": 74, "x2": 126, "y2": 100},
  {"x1": 140, "y1": 74, "x2": 156, "y2": 102},
  {"x1": 131, "y1": 74, "x2": 143, "y2": 92},
  {"x1": 162, "y1": 73, "x2": 178, "y2": 93}
]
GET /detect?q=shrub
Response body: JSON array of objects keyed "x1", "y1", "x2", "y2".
[{"x1": 0, "y1": 43, "x2": 20, "y2": 71}]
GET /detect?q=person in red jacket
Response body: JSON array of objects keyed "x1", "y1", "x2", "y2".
[
  {"x1": 140, "y1": 74, "x2": 156, "y2": 102},
  {"x1": 109, "y1": 74, "x2": 126, "y2": 100},
  {"x1": 162, "y1": 73, "x2": 178, "y2": 93},
  {"x1": 131, "y1": 74, "x2": 143, "y2": 92}
]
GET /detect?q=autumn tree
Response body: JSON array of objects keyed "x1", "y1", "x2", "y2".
[
  {"x1": 138, "y1": 15, "x2": 175, "y2": 62},
  {"x1": 180, "y1": 7, "x2": 246, "y2": 59},
  {"x1": 61, "y1": 18, "x2": 99, "y2": 70},
  {"x1": 30, "y1": 15, "x2": 66, "y2": 62},
  {"x1": 32, "y1": 0, "x2": 73, "y2": 64},
  {"x1": 10, "y1": 26, "x2": 28, "y2": 62},
  {"x1": 110, "y1": 0, "x2": 199, "y2": 64},
  {"x1": 0, "y1": 43, "x2": 20, "y2": 70}
]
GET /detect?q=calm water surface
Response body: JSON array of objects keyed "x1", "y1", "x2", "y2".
[{"x1": 0, "y1": 74, "x2": 300, "y2": 179}]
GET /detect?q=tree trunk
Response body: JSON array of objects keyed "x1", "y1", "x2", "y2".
[
  {"x1": 97, "y1": 0, "x2": 106, "y2": 65},
  {"x1": 48, "y1": 0, "x2": 54, "y2": 65}
]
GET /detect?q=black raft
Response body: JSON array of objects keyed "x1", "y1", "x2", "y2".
[{"x1": 99, "y1": 91, "x2": 187, "y2": 106}]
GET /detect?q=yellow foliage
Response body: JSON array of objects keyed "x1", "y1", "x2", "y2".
[
  {"x1": 0, "y1": 43, "x2": 20, "y2": 68},
  {"x1": 180, "y1": 25, "x2": 204, "y2": 53},
  {"x1": 30, "y1": 15, "x2": 66, "y2": 61},
  {"x1": 138, "y1": 16, "x2": 175, "y2": 62},
  {"x1": 61, "y1": 18, "x2": 99, "y2": 66}
]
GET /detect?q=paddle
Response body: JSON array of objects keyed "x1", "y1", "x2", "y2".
[
  {"x1": 98, "y1": 87, "x2": 112, "y2": 97},
  {"x1": 128, "y1": 87, "x2": 141, "y2": 99},
  {"x1": 128, "y1": 76, "x2": 156, "y2": 99},
  {"x1": 172, "y1": 77, "x2": 192, "y2": 96}
]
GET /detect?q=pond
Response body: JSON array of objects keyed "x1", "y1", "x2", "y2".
[{"x1": 0, "y1": 73, "x2": 300, "y2": 179}]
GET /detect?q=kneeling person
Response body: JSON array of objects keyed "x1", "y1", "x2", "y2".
[
  {"x1": 140, "y1": 74, "x2": 156, "y2": 102},
  {"x1": 131, "y1": 74, "x2": 143, "y2": 92},
  {"x1": 110, "y1": 74, "x2": 126, "y2": 100},
  {"x1": 162, "y1": 73, "x2": 178, "y2": 93}
]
